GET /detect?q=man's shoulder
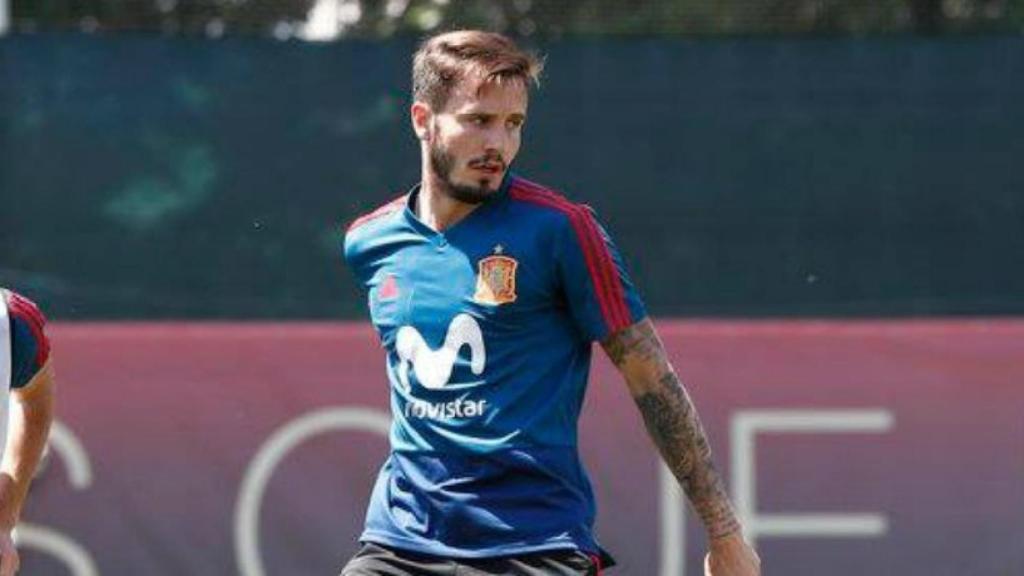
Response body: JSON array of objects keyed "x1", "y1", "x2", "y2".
[
  {"x1": 343, "y1": 194, "x2": 409, "y2": 261},
  {"x1": 507, "y1": 176, "x2": 591, "y2": 224},
  {"x1": 506, "y1": 176, "x2": 609, "y2": 249},
  {"x1": 346, "y1": 194, "x2": 408, "y2": 237}
]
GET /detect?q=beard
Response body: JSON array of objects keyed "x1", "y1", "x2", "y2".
[{"x1": 428, "y1": 140, "x2": 504, "y2": 205}]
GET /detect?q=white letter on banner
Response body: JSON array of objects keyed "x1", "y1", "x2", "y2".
[
  {"x1": 235, "y1": 407, "x2": 390, "y2": 576},
  {"x1": 15, "y1": 420, "x2": 100, "y2": 576},
  {"x1": 659, "y1": 462, "x2": 686, "y2": 576},
  {"x1": 731, "y1": 409, "x2": 894, "y2": 548}
]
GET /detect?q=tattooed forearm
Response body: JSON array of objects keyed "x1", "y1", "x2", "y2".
[
  {"x1": 634, "y1": 374, "x2": 741, "y2": 539},
  {"x1": 602, "y1": 320, "x2": 741, "y2": 540}
]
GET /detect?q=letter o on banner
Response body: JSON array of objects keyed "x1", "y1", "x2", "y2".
[
  {"x1": 234, "y1": 407, "x2": 391, "y2": 576},
  {"x1": 15, "y1": 421, "x2": 100, "y2": 576}
]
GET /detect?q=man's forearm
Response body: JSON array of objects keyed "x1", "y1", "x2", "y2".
[
  {"x1": 603, "y1": 319, "x2": 741, "y2": 540},
  {"x1": 633, "y1": 369, "x2": 740, "y2": 539},
  {"x1": 0, "y1": 363, "x2": 54, "y2": 530}
]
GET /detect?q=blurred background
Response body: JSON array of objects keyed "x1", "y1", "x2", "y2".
[
  {"x1": 2, "y1": 1, "x2": 1023, "y2": 575},
  {"x1": 5, "y1": 0, "x2": 1024, "y2": 318}
]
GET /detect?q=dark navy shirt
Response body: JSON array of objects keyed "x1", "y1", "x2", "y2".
[{"x1": 4, "y1": 290, "x2": 50, "y2": 389}]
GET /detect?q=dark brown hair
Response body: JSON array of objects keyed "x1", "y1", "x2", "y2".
[{"x1": 412, "y1": 30, "x2": 543, "y2": 110}]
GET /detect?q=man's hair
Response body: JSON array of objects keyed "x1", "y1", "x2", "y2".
[{"x1": 412, "y1": 30, "x2": 543, "y2": 110}]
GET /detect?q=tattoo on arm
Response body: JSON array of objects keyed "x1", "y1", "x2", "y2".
[
  {"x1": 601, "y1": 318, "x2": 662, "y2": 367},
  {"x1": 602, "y1": 320, "x2": 741, "y2": 540}
]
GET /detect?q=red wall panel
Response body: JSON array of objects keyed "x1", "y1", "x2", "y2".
[{"x1": 20, "y1": 320, "x2": 1023, "y2": 576}]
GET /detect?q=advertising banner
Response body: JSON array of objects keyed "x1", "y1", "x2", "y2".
[{"x1": 22, "y1": 320, "x2": 1022, "y2": 575}]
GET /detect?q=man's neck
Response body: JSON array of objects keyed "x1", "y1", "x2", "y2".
[{"x1": 417, "y1": 173, "x2": 481, "y2": 232}]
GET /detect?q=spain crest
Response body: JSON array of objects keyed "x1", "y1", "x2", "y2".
[{"x1": 474, "y1": 254, "x2": 518, "y2": 305}]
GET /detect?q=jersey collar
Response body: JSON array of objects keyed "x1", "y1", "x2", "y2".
[{"x1": 403, "y1": 172, "x2": 514, "y2": 238}]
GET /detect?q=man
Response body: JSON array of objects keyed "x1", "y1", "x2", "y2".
[
  {"x1": 0, "y1": 289, "x2": 55, "y2": 576},
  {"x1": 342, "y1": 31, "x2": 760, "y2": 575}
]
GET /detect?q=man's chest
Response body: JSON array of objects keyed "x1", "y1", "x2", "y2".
[{"x1": 365, "y1": 234, "x2": 559, "y2": 347}]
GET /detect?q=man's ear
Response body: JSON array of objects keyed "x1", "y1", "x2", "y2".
[{"x1": 411, "y1": 102, "x2": 432, "y2": 141}]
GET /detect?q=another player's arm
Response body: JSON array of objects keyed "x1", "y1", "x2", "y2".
[
  {"x1": 0, "y1": 360, "x2": 55, "y2": 531},
  {"x1": 601, "y1": 318, "x2": 760, "y2": 574}
]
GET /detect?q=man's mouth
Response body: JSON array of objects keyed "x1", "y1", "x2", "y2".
[{"x1": 470, "y1": 159, "x2": 505, "y2": 175}]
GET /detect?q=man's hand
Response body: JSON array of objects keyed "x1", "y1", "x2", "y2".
[
  {"x1": 704, "y1": 532, "x2": 760, "y2": 576},
  {"x1": 0, "y1": 530, "x2": 19, "y2": 576}
]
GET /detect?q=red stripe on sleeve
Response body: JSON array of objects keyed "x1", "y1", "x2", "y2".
[
  {"x1": 513, "y1": 180, "x2": 632, "y2": 332},
  {"x1": 509, "y1": 184, "x2": 615, "y2": 327},
  {"x1": 578, "y1": 207, "x2": 627, "y2": 331},
  {"x1": 579, "y1": 205, "x2": 632, "y2": 331},
  {"x1": 567, "y1": 202, "x2": 629, "y2": 331},
  {"x1": 510, "y1": 180, "x2": 627, "y2": 334}
]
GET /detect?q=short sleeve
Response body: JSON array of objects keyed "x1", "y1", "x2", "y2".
[
  {"x1": 343, "y1": 193, "x2": 409, "y2": 290},
  {"x1": 556, "y1": 206, "x2": 647, "y2": 342},
  {"x1": 6, "y1": 292, "x2": 51, "y2": 389},
  {"x1": 342, "y1": 227, "x2": 369, "y2": 287}
]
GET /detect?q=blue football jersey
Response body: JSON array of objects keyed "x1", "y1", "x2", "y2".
[{"x1": 343, "y1": 174, "x2": 646, "y2": 558}]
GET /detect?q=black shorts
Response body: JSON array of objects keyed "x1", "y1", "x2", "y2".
[{"x1": 340, "y1": 542, "x2": 610, "y2": 576}]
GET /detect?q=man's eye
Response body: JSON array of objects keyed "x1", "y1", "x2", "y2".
[
  {"x1": 471, "y1": 116, "x2": 487, "y2": 125},
  {"x1": 507, "y1": 118, "x2": 524, "y2": 129}
]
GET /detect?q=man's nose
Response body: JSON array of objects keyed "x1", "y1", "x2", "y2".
[{"x1": 483, "y1": 125, "x2": 509, "y2": 154}]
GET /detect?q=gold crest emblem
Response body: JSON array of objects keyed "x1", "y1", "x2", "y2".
[{"x1": 474, "y1": 255, "x2": 518, "y2": 305}]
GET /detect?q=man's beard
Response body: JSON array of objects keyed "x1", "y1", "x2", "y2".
[{"x1": 429, "y1": 141, "x2": 504, "y2": 205}]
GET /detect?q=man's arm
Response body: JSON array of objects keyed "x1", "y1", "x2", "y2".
[
  {"x1": 602, "y1": 318, "x2": 760, "y2": 574},
  {"x1": 0, "y1": 359, "x2": 55, "y2": 575}
]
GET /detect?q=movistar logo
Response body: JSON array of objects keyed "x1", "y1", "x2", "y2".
[{"x1": 395, "y1": 313, "x2": 486, "y2": 391}]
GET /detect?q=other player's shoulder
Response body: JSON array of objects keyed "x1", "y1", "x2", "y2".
[
  {"x1": 4, "y1": 289, "x2": 47, "y2": 332},
  {"x1": 3, "y1": 289, "x2": 51, "y2": 368}
]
